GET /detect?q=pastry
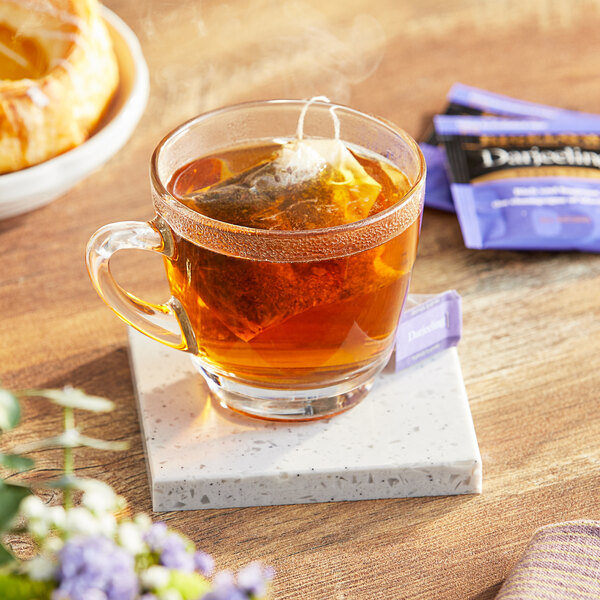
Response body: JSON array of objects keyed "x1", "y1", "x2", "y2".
[{"x1": 0, "y1": 0, "x2": 119, "y2": 174}]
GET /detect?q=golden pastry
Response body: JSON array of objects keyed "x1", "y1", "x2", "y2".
[{"x1": 0, "y1": 0, "x2": 119, "y2": 174}]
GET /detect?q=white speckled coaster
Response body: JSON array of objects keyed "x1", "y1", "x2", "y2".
[{"x1": 127, "y1": 328, "x2": 482, "y2": 511}]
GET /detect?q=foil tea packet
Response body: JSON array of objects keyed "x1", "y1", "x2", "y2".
[
  {"x1": 434, "y1": 115, "x2": 600, "y2": 252},
  {"x1": 421, "y1": 83, "x2": 600, "y2": 213},
  {"x1": 393, "y1": 290, "x2": 462, "y2": 371}
]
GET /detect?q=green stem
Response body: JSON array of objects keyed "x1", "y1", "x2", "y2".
[{"x1": 63, "y1": 408, "x2": 74, "y2": 510}]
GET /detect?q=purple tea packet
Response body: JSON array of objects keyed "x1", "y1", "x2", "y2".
[
  {"x1": 420, "y1": 142, "x2": 455, "y2": 212},
  {"x1": 421, "y1": 83, "x2": 600, "y2": 213},
  {"x1": 434, "y1": 115, "x2": 600, "y2": 252},
  {"x1": 394, "y1": 290, "x2": 462, "y2": 371},
  {"x1": 444, "y1": 83, "x2": 596, "y2": 122}
]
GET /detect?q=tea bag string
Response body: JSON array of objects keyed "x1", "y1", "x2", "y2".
[{"x1": 296, "y1": 96, "x2": 340, "y2": 141}]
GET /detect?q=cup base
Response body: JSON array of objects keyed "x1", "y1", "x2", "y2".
[{"x1": 191, "y1": 356, "x2": 387, "y2": 421}]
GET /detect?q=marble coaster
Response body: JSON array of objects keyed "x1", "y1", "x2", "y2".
[{"x1": 127, "y1": 328, "x2": 482, "y2": 511}]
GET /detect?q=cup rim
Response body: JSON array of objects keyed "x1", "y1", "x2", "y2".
[{"x1": 150, "y1": 98, "x2": 425, "y2": 241}]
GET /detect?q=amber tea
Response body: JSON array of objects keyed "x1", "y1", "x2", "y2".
[{"x1": 164, "y1": 141, "x2": 421, "y2": 388}]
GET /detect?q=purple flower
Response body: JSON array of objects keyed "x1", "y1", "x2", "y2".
[
  {"x1": 200, "y1": 571, "x2": 245, "y2": 600},
  {"x1": 144, "y1": 524, "x2": 196, "y2": 573},
  {"x1": 237, "y1": 562, "x2": 274, "y2": 597},
  {"x1": 159, "y1": 534, "x2": 194, "y2": 572},
  {"x1": 199, "y1": 565, "x2": 274, "y2": 600},
  {"x1": 52, "y1": 536, "x2": 138, "y2": 600},
  {"x1": 200, "y1": 579, "x2": 247, "y2": 600},
  {"x1": 201, "y1": 590, "x2": 247, "y2": 600},
  {"x1": 194, "y1": 551, "x2": 215, "y2": 577},
  {"x1": 143, "y1": 522, "x2": 168, "y2": 552}
]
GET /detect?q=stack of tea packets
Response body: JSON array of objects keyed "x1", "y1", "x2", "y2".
[{"x1": 423, "y1": 83, "x2": 600, "y2": 252}]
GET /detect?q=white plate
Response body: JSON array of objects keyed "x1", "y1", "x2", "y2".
[{"x1": 0, "y1": 7, "x2": 150, "y2": 219}]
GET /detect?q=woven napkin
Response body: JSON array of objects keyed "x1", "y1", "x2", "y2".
[{"x1": 496, "y1": 521, "x2": 600, "y2": 599}]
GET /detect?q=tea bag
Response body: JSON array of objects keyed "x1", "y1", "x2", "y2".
[
  {"x1": 181, "y1": 96, "x2": 382, "y2": 230},
  {"x1": 183, "y1": 98, "x2": 400, "y2": 341}
]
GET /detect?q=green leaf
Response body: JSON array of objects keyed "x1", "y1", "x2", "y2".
[
  {"x1": 10, "y1": 431, "x2": 81, "y2": 453},
  {"x1": 75, "y1": 433, "x2": 129, "y2": 451},
  {"x1": 134, "y1": 552, "x2": 158, "y2": 571},
  {"x1": 0, "y1": 454, "x2": 34, "y2": 472},
  {"x1": 0, "y1": 482, "x2": 30, "y2": 532},
  {"x1": 0, "y1": 573, "x2": 54, "y2": 600},
  {"x1": 166, "y1": 570, "x2": 211, "y2": 600},
  {"x1": 12, "y1": 430, "x2": 128, "y2": 453},
  {"x1": 23, "y1": 387, "x2": 114, "y2": 412},
  {"x1": 45, "y1": 474, "x2": 83, "y2": 490},
  {"x1": 0, "y1": 543, "x2": 15, "y2": 567},
  {"x1": 0, "y1": 390, "x2": 20, "y2": 432}
]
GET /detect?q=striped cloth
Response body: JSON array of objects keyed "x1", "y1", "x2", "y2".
[{"x1": 496, "y1": 521, "x2": 600, "y2": 599}]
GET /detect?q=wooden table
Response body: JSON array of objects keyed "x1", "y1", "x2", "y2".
[{"x1": 2, "y1": 1, "x2": 600, "y2": 597}]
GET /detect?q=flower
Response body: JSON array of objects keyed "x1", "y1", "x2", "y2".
[
  {"x1": 200, "y1": 577, "x2": 247, "y2": 600},
  {"x1": 53, "y1": 535, "x2": 138, "y2": 600},
  {"x1": 21, "y1": 495, "x2": 47, "y2": 520},
  {"x1": 200, "y1": 571, "x2": 246, "y2": 600},
  {"x1": 97, "y1": 512, "x2": 118, "y2": 537},
  {"x1": 79, "y1": 479, "x2": 123, "y2": 515},
  {"x1": 140, "y1": 565, "x2": 171, "y2": 590},
  {"x1": 25, "y1": 555, "x2": 56, "y2": 581},
  {"x1": 0, "y1": 385, "x2": 274, "y2": 599},
  {"x1": 193, "y1": 551, "x2": 215, "y2": 577},
  {"x1": 143, "y1": 522, "x2": 168, "y2": 552},
  {"x1": 237, "y1": 563, "x2": 274, "y2": 597},
  {"x1": 134, "y1": 513, "x2": 152, "y2": 530},
  {"x1": 197, "y1": 564, "x2": 275, "y2": 600},
  {"x1": 28, "y1": 516, "x2": 50, "y2": 538},
  {"x1": 158, "y1": 591, "x2": 183, "y2": 600},
  {"x1": 117, "y1": 521, "x2": 146, "y2": 556},
  {"x1": 159, "y1": 535, "x2": 195, "y2": 573},
  {"x1": 43, "y1": 536, "x2": 64, "y2": 554},
  {"x1": 63, "y1": 507, "x2": 102, "y2": 537},
  {"x1": 47, "y1": 505, "x2": 67, "y2": 529}
]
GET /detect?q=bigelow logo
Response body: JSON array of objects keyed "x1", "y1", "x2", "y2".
[
  {"x1": 481, "y1": 146, "x2": 600, "y2": 169},
  {"x1": 407, "y1": 316, "x2": 447, "y2": 341}
]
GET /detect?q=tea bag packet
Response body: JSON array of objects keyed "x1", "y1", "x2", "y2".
[
  {"x1": 421, "y1": 83, "x2": 600, "y2": 213},
  {"x1": 393, "y1": 290, "x2": 462, "y2": 371},
  {"x1": 434, "y1": 115, "x2": 600, "y2": 252},
  {"x1": 419, "y1": 142, "x2": 455, "y2": 212},
  {"x1": 181, "y1": 97, "x2": 382, "y2": 230}
]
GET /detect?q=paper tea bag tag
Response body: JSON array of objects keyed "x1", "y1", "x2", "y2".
[{"x1": 394, "y1": 290, "x2": 462, "y2": 371}]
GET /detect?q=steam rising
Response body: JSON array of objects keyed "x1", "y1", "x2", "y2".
[
  {"x1": 135, "y1": 0, "x2": 386, "y2": 133},
  {"x1": 132, "y1": 0, "x2": 600, "y2": 136}
]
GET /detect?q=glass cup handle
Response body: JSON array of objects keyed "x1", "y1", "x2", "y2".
[{"x1": 85, "y1": 218, "x2": 197, "y2": 354}]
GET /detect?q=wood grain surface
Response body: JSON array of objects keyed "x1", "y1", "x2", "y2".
[{"x1": 2, "y1": 1, "x2": 600, "y2": 598}]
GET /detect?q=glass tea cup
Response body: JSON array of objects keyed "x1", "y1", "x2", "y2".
[{"x1": 86, "y1": 100, "x2": 425, "y2": 421}]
